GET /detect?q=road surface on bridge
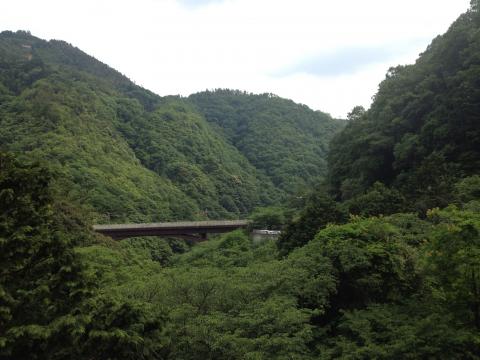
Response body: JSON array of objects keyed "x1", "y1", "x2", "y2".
[{"x1": 93, "y1": 220, "x2": 249, "y2": 240}]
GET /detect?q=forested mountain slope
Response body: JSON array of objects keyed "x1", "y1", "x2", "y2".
[
  {"x1": 3, "y1": 3, "x2": 480, "y2": 359},
  {"x1": 190, "y1": 90, "x2": 344, "y2": 193},
  {"x1": 328, "y1": 5, "x2": 480, "y2": 211},
  {"x1": 0, "y1": 31, "x2": 341, "y2": 222}
]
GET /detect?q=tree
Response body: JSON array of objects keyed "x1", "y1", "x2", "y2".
[
  {"x1": 0, "y1": 153, "x2": 168, "y2": 359},
  {"x1": 345, "y1": 182, "x2": 407, "y2": 217},
  {"x1": 277, "y1": 191, "x2": 346, "y2": 256},
  {"x1": 455, "y1": 175, "x2": 480, "y2": 204},
  {"x1": 346, "y1": 105, "x2": 366, "y2": 122},
  {"x1": 248, "y1": 206, "x2": 286, "y2": 230},
  {"x1": 0, "y1": 153, "x2": 91, "y2": 359},
  {"x1": 471, "y1": 0, "x2": 480, "y2": 13},
  {"x1": 425, "y1": 206, "x2": 480, "y2": 330}
]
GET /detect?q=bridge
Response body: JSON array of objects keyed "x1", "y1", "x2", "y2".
[{"x1": 93, "y1": 220, "x2": 250, "y2": 241}]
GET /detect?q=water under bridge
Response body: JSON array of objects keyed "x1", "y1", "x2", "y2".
[{"x1": 93, "y1": 220, "x2": 250, "y2": 241}]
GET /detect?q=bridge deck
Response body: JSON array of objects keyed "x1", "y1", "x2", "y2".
[{"x1": 93, "y1": 220, "x2": 249, "y2": 240}]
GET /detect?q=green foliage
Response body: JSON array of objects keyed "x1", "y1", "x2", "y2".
[
  {"x1": 122, "y1": 237, "x2": 174, "y2": 265},
  {"x1": 312, "y1": 3, "x2": 480, "y2": 353},
  {"x1": 0, "y1": 153, "x2": 172, "y2": 359},
  {"x1": 0, "y1": 153, "x2": 91, "y2": 358},
  {"x1": 290, "y1": 217, "x2": 420, "y2": 313},
  {"x1": 153, "y1": 268, "x2": 313, "y2": 359},
  {"x1": 344, "y1": 181, "x2": 407, "y2": 217},
  {"x1": 277, "y1": 191, "x2": 347, "y2": 256},
  {"x1": 425, "y1": 206, "x2": 480, "y2": 329},
  {"x1": 174, "y1": 230, "x2": 257, "y2": 268},
  {"x1": 189, "y1": 89, "x2": 345, "y2": 195},
  {"x1": 0, "y1": 32, "x2": 344, "y2": 222},
  {"x1": 287, "y1": 211, "x2": 480, "y2": 358},
  {"x1": 248, "y1": 206, "x2": 288, "y2": 230},
  {"x1": 2, "y1": 2, "x2": 480, "y2": 358},
  {"x1": 4, "y1": 153, "x2": 480, "y2": 358},
  {"x1": 77, "y1": 243, "x2": 163, "y2": 291},
  {"x1": 0, "y1": 44, "x2": 200, "y2": 222},
  {"x1": 115, "y1": 97, "x2": 278, "y2": 218},
  {"x1": 328, "y1": 3, "x2": 480, "y2": 211},
  {"x1": 455, "y1": 175, "x2": 480, "y2": 204},
  {"x1": 80, "y1": 230, "x2": 316, "y2": 359},
  {"x1": 77, "y1": 297, "x2": 167, "y2": 359},
  {"x1": 318, "y1": 304, "x2": 479, "y2": 359}
]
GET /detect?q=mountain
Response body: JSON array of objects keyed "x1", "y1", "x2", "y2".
[
  {"x1": 327, "y1": 5, "x2": 480, "y2": 211},
  {"x1": 3, "y1": 3, "x2": 480, "y2": 359},
  {"x1": 0, "y1": 31, "x2": 344, "y2": 222},
  {"x1": 189, "y1": 90, "x2": 343, "y2": 193}
]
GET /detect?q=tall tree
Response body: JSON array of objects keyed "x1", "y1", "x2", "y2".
[
  {"x1": 0, "y1": 153, "x2": 91, "y2": 359},
  {"x1": 277, "y1": 191, "x2": 346, "y2": 256}
]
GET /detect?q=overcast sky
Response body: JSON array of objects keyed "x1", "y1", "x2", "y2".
[{"x1": 1, "y1": 0, "x2": 471, "y2": 117}]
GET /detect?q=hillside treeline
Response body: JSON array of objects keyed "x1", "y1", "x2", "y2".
[
  {"x1": 1, "y1": 1, "x2": 480, "y2": 359},
  {"x1": 0, "y1": 31, "x2": 343, "y2": 222}
]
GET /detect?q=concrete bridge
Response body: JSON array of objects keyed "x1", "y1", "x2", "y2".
[{"x1": 93, "y1": 220, "x2": 249, "y2": 241}]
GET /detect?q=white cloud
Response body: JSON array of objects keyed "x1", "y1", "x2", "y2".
[{"x1": 0, "y1": 0, "x2": 471, "y2": 117}]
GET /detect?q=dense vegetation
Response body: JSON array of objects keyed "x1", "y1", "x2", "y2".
[
  {"x1": 4, "y1": 154, "x2": 479, "y2": 358},
  {"x1": 0, "y1": 32, "x2": 343, "y2": 221},
  {"x1": 189, "y1": 90, "x2": 343, "y2": 194},
  {"x1": 0, "y1": 153, "x2": 168, "y2": 359},
  {"x1": 2, "y1": 1, "x2": 480, "y2": 359},
  {"x1": 327, "y1": 2, "x2": 480, "y2": 213}
]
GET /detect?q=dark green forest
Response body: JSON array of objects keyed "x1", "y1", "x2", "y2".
[
  {"x1": 1, "y1": 1, "x2": 480, "y2": 359},
  {"x1": 327, "y1": 5, "x2": 480, "y2": 213}
]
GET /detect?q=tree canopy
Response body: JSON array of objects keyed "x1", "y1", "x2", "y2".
[{"x1": 2, "y1": 1, "x2": 480, "y2": 358}]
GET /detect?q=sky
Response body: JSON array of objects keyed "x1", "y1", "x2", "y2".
[{"x1": 1, "y1": 0, "x2": 471, "y2": 118}]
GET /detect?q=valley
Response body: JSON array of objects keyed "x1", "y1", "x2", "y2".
[{"x1": 1, "y1": 2, "x2": 480, "y2": 359}]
